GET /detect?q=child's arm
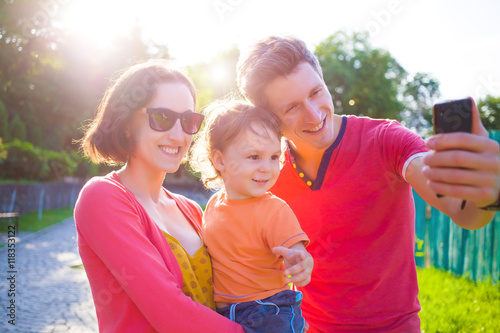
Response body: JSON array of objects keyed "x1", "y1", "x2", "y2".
[{"x1": 272, "y1": 242, "x2": 313, "y2": 287}]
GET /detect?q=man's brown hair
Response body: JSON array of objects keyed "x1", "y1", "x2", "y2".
[{"x1": 237, "y1": 35, "x2": 323, "y2": 108}]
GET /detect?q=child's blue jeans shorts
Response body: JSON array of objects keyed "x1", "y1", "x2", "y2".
[{"x1": 216, "y1": 290, "x2": 305, "y2": 333}]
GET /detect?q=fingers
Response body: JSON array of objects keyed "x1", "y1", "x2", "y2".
[
  {"x1": 284, "y1": 255, "x2": 313, "y2": 287},
  {"x1": 422, "y1": 165, "x2": 497, "y2": 188},
  {"x1": 423, "y1": 149, "x2": 499, "y2": 172},
  {"x1": 423, "y1": 129, "x2": 500, "y2": 206},
  {"x1": 273, "y1": 245, "x2": 313, "y2": 286},
  {"x1": 287, "y1": 270, "x2": 311, "y2": 287},
  {"x1": 426, "y1": 132, "x2": 499, "y2": 153},
  {"x1": 271, "y1": 246, "x2": 290, "y2": 259},
  {"x1": 469, "y1": 96, "x2": 488, "y2": 136},
  {"x1": 272, "y1": 246, "x2": 306, "y2": 266}
]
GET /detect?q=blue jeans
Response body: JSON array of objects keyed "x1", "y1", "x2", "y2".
[{"x1": 217, "y1": 290, "x2": 305, "y2": 333}]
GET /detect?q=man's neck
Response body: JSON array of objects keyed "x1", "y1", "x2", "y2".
[
  {"x1": 288, "y1": 142, "x2": 326, "y2": 182},
  {"x1": 288, "y1": 115, "x2": 343, "y2": 182}
]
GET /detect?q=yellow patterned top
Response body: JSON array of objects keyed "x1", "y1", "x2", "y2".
[{"x1": 163, "y1": 232, "x2": 216, "y2": 310}]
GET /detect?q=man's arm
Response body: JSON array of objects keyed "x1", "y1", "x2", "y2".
[{"x1": 407, "y1": 98, "x2": 500, "y2": 230}]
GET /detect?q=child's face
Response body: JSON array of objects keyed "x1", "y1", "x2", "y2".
[{"x1": 214, "y1": 123, "x2": 281, "y2": 200}]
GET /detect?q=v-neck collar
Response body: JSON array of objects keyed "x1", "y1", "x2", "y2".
[{"x1": 287, "y1": 116, "x2": 347, "y2": 191}]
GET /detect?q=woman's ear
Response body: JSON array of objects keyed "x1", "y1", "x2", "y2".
[{"x1": 211, "y1": 150, "x2": 225, "y2": 172}]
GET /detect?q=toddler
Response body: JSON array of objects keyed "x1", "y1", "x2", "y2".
[{"x1": 190, "y1": 100, "x2": 312, "y2": 332}]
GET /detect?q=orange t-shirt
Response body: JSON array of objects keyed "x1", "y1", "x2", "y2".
[{"x1": 203, "y1": 191, "x2": 309, "y2": 303}]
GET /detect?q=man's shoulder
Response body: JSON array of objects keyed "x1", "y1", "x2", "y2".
[
  {"x1": 346, "y1": 114, "x2": 396, "y2": 128},
  {"x1": 345, "y1": 115, "x2": 415, "y2": 141}
]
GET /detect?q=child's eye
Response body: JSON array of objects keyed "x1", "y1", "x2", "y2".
[
  {"x1": 271, "y1": 155, "x2": 280, "y2": 161},
  {"x1": 248, "y1": 155, "x2": 259, "y2": 160}
]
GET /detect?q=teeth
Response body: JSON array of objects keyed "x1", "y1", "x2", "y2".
[
  {"x1": 253, "y1": 179, "x2": 268, "y2": 183},
  {"x1": 305, "y1": 120, "x2": 324, "y2": 132},
  {"x1": 160, "y1": 147, "x2": 179, "y2": 154}
]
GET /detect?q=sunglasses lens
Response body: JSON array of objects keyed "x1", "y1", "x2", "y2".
[
  {"x1": 149, "y1": 110, "x2": 175, "y2": 131},
  {"x1": 181, "y1": 113, "x2": 204, "y2": 134},
  {"x1": 148, "y1": 108, "x2": 203, "y2": 134}
]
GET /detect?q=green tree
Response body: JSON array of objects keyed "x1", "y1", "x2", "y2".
[
  {"x1": 0, "y1": 138, "x2": 6, "y2": 162},
  {"x1": 0, "y1": 139, "x2": 43, "y2": 180},
  {"x1": 0, "y1": 1, "x2": 165, "y2": 153},
  {"x1": 9, "y1": 114, "x2": 26, "y2": 141},
  {"x1": 315, "y1": 31, "x2": 440, "y2": 128},
  {"x1": 0, "y1": 100, "x2": 8, "y2": 141},
  {"x1": 187, "y1": 46, "x2": 240, "y2": 110},
  {"x1": 401, "y1": 73, "x2": 440, "y2": 135},
  {"x1": 478, "y1": 95, "x2": 500, "y2": 131},
  {"x1": 315, "y1": 31, "x2": 406, "y2": 120}
]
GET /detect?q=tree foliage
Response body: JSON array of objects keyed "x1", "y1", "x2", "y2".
[
  {"x1": 0, "y1": 138, "x2": 6, "y2": 162},
  {"x1": 186, "y1": 45, "x2": 240, "y2": 110},
  {"x1": 315, "y1": 31, "x2": 406, "y2": 120},
  {"x1": 401, "y1": 72, "x2": 441, "y2": 135},
  {"x1": 315, "y1": 31, "x2": 441, "y2": 134},
  {"x1": 0, "y1": 0, "x2": 170, "y2": 180},
  {"x1": 0, "y1": 100, "x2": 8, "y2": 140},
  {"x1": 478, "y1": 95, "x2": 500, "y2": 131},
  {"x1": 0, "y1": 0, "x2": 166, "y2": 152},
  {"x1": 9, "y1": 114, "x2": 26, "y2": 141},
  {"x1": 1, "y1": 3, "x2": 495, "y2": 182}
]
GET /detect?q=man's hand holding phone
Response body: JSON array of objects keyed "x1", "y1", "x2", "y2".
[{"x1": 423, "y1": 97, "x2": 500, "y2": 209}]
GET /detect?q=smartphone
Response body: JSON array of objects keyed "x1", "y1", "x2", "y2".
[
  {"x1": 432, "y1": 98, "x2": 472, "y2": 205},
  {"x1": 433, "y1": 98, "x2": 472, "y2": 134}
]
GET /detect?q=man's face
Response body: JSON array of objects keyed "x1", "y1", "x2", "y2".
[{"x1": 263, "y1": 62, "x2": 336, "y2": 155}]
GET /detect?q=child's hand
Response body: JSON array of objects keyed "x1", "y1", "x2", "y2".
[{"x1": 272, "y1": 242, "x2": 313, "y2": 287}]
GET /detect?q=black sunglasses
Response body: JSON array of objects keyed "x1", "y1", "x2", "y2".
[{"x1": 146, "y1": 108, "x2": 204, "y2": 135}]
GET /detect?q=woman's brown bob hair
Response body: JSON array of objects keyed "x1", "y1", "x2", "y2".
[{"x1": 80, "y1": 59, "x2": 196, "y2": 165}]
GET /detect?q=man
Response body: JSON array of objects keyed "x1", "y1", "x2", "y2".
[{"x1": 236, "y1": 36, "x2": 500, "y2": 332}]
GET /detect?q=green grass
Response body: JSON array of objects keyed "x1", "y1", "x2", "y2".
[
  {"x1": 0, "y1": 206, "x2": 73, "y2": 234},
  {"x1": 418, "y1": 267, "x2": 500, "y2": 332}
]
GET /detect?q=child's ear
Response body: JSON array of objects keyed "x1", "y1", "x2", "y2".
[
  {"x1": 125, "y1": 123, "x2": 132, "y2": 138},
  {"x1": 211, "y1": 150, "x2": 225, "y2": 172}
]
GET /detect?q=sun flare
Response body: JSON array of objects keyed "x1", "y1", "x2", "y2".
[{"x1": 61, "y1": 0, "x2": 139, "y2": 48}]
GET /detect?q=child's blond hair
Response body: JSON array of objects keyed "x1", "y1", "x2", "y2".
[{"x1": 189, "y1": 99, "x2": 282, "y2": 191}]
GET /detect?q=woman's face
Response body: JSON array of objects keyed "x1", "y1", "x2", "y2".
[{"x1": 128, "y1": 82, "x2": 196, "y2": 174}]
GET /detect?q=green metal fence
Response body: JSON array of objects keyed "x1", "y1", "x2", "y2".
[{"x1": 413, "y1": 130, "x2": 500, "y2": 284}]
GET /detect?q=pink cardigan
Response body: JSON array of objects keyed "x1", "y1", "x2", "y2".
[{"x1": 74, "y1": 172, "x2": 243, "y2": 332}]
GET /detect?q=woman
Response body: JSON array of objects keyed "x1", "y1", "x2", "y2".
[{"x1": 74, "y1": 60, "x2": 243, "y2": 332}]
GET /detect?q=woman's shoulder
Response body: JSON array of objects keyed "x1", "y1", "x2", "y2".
[{"x1": 77, "y1": 172, "x2": 130, "y2": 205}]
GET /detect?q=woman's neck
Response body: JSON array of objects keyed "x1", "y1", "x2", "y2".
[{"x1": 117, "y1": 161, "x2": 167, "y2": 203}]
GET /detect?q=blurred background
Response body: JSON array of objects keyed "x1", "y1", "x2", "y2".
[
  {"x1": 0, "y1": 0, "x2": 499, "y2": 182},
  {"x1": 0, "y1": 1, "x2": 499, "y2": 331}
]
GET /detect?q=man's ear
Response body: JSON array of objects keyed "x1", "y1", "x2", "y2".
[{"x1": 212, "y1": 150, "x2": 225, "y2": 172}]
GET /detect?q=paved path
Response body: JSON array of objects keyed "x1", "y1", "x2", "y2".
[{"x1": 0, "y1": 218, "x2": 98, "y2": 333}]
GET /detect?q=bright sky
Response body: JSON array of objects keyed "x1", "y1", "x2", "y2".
[{"x1": 62, "y1": 0, "x2": 500, "y2": 102}]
